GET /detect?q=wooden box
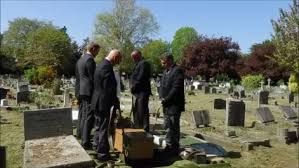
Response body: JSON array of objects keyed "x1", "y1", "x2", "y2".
[{"x1": 114, "y1": 128, "x2": 154, "y2": 160}]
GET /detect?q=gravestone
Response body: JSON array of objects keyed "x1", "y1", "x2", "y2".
[
  {"x1": 211, "y1": 88, "x2": 217, "y2": 94},
  {"x1": 256, "y1": 107, "x2": 275, "y2": 123},
  {"x1": 23, "y1": 108, "x2": 93, "y2": 168},
  {"x1": 226, "y1": 88, "x2": 233, "y2": 94},
  {"x1": 233, "y1": 91, "x2": 239, "y2": 98},
  {"x1": 0, "y1": 88, "x2": 8, "y2": 99},
  {"x1": 0, "y1": 99, "x2": 8, "y2": 107},
  {"x1": 280, "y1": 106, "x2": 297, "y2": 119},
  {"x1": 214, "y1": 99, "x2": 226, "y2": 109},
  {"x1": 63, "y1": 88, "x2": 70, "y2": 107},
  {"x1": 16, "y1": 91, "x2": 30, "y2": 104},
  {"x1": 197, "y1": 84, "x2": 203, "y2": 90},
  {"x1": 190, "y1": 85, "x2": 195, "y2": 91},
  {"x1": 0, "y1": 146, "x2": 6, "y2": 168},
  {"x1": 17, "y1": 82, "x2": 29, "y2": 92},
  {"x1": 258, "y1": 90, "x2": 269, "y2": 105},
  {"x1": 288, "y1": 93, "x2": 294, "y2": 103},
  {"x1": 203, "y1": 86, "x2": 209, "y2": 94},
  {"x1": 225, "y1": 99, "x2": 245, "y2": 126},
  {"x1": 24, "y1": 108, "x2": 73, "y2": 140},
  {"x1": 192, "y1": 110, "x2": 210, "y2": 127},
  {"x1": 239, "y1": 90, "x2": 245, "y2": 98}
]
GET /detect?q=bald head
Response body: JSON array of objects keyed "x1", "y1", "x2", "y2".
[
  {"x1": 131, "y1": 50, "x2": 142, "y2": 62},
  {"x1": 106, "y1": 49, "x2": 122, "y2": 65}
]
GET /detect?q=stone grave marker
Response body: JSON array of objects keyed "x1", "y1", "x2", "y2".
[
  {"x1": 239, "y1": 90, "x2": 245, "y2": 98},
  {"x1": 63, "y1": 88, "x2": 70, "y2": 107},
  {"x1": 16, "y1": 91, "x2": 30, "y2": 104},
  {"x1": 190, "y1": 85, "x2": 195, "y2": 91},
  {"x1": 233, "y1": 91, "x2": 239, "y2": 98},
  {"x1": 23, "y1": 108, "x2": 93, "y2": 168},
  {"x1": 258, "y1": 90, "x2": 269, "y2": 105},
  {"x1": 0, "y1": 99, "x2": 8, "y2": 107},
  {"x1": 225, "y1": 99, "x2": 245, "y2": 126},
  {"x1": 256, "y1": 107, "x2": 275, "y2": 123},
  {"x1": 211, "y1": 88, "x2": 217, "y2": 94},
  {"x1": 17, "y1": 82, "x2": 29, "y2": 92},
  {"x1": 280, "y1": 106, "x2": 297, "y2": 119},
  {"x1": 197, "y1": 84, "x2": 203, "y2": 90},
  {"x1": 192, "y1": 110, "x2": 210, "y2": 127},
  {"x1": 203, "y1": 86, "x2": 209, "y2": 94},
  {"x1": 0, "y1": 88, "x2": 8, "y2": 99},
  {"x1": 214, "y1": 99, "x2": 226, "y2": 109},
  {"x1": 0, "y1": 146, "x2": 6, "y2": 168},
  {"x1": 288, "y1": 93, "x2": 294, "y2": 103}
]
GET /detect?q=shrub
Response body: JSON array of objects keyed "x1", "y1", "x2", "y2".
[
  {"x1": 24, "y1": 66, "x2": 57, "y2": 85},
  {"x1": 241, "y1": 74, "x2": 264, "y2": 90},
  {"x1": 288, "y1": 73, "x2": 299, "y2": 93},
  {"x1": 276, "y1": 79, "x2": 285, "y2": 86},
  {"x1": 215, "y1": 73, "x2": 230, "y2": 82}
]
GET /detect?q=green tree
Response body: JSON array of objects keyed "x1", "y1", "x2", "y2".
[
  {"x1": 141, "y1": 40, "x2": 170, "y2": 74},
  {"x1": 93, "y1": 0, "x2": 159, "y2": 73},
  {"x1": 271, "y1": 0, "x2": 299, "y2": 75},
  {"x1": 2, "y1": 17, "x2": 53, "y2": 60},
  {"x1": 171, "y1": 27, "x2": 199, "y2": 62},
  {"x1": 23, "y1": 27, "x2": 73, "y2": 74}
]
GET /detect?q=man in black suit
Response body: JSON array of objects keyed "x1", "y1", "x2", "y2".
[
  {"x1": 160, "y1": 52, "x2": 185, "y2": 155},
  {"x1": 91, "y1": 49, "x2": 122, "y2": 161},
  {"x1": 130, "y1": 50, "x2": 151, "y2": 132},
  {"x1": 75, "y1": 42, "x2": 100, "y2": 149}
]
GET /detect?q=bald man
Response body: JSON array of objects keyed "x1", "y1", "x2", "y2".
[{"x1": 91, "y1": 49, "x2": 122, "y2": 161}]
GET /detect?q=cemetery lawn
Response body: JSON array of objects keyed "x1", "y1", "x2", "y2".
[{"x1": 1, "y1": 91, "x2": 298, "y2": 168}]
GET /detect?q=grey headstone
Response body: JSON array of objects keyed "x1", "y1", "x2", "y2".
[
  {"x1": 258, "y1": 90, "x2": 269, "y2": 105},
  {"x1": 190, "y1": 85, "x2": 195, "y2": 91},
  {"x1": 225, "y1": 99, "x2": 245, "y2": 126},
  {"x1": 63, "y1": 89, "x2": 70, "y2": 107},
  {"x1": 256, "y1": 107, "x2": 275, "y2": 123},
  {"x1": 214, "y1": 99, "x2": 226, "y2": 109},
  {"x1": 203, "y1": 86, "x2": 210, "y2": 94},
  {"x1": 280, "y1": 106, "x2": 297, "y2": 119},
  {"x1": 192, "y1": 110, "x2": 210, "y2": 127},
  {"x1": 24, "y1": 108, "x2": 72, "y2": 140},
  {"x1": 17, "y1": 83, "x2": 29, "y2": 92},
  {"x1": 0, "y1": 99, "x2": 8, "y2": 107},
  {"x1": 288, "y1": 93, "x2": 294, "y2": 103},
  {"x1": 233, "y1": 91, "x2": 239, "y2": 98},
  {"x1": 16, "y1": 91, "x2": 30, "y2": 104},
  {"x1": 226, "y1": 88, "x2": 233, "y2": 94}
]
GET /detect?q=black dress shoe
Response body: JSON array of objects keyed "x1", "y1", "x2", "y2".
[
  {"x1": 82, "y1": 143, "x2": 93, "y2": 150},
  {"x1": 97, "y1": 155, "x2": 112, "y2": 162}
]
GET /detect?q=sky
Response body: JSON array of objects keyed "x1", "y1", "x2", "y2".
[{"x1": 1, "y1": 0, "x2": 292, "y2": 53}]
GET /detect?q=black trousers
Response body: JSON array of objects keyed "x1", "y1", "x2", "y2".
[
  {"x1": 93, "y1": 110, "x2": 115, "y2": 158},
  {"x1": 79, "y1": 96, "x2": 94, "y2": 146},
  {"x1": 163, "y1": 107, "x2": 181, "y2": 149},
  {"x1": 133, "y1": 94, "x2": 150, "y2": 132}
]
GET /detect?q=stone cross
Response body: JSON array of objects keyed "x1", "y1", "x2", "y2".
[{"x1": 260, "y1": 81, "x2": 264, "y2": 91}]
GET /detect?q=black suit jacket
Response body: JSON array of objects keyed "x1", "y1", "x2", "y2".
[
  {"x1": 75, "y1": 53, "x2": 96, "y2": 98},
  {"x1": 91, "y1": 59, "x2": 119, "y2": 116},
  {"x1": 130, "y1": 59, "x2": 152, "y2": 97},
  {"x1": 161, "y1": 64, "x2": 185, "y2": 112}
]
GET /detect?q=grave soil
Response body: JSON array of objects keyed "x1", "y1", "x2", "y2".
[{"x1": 1, "y1": 90, "x2": 298, "y2": 168}]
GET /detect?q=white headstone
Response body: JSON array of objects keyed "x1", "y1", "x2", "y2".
[{"x1": 0, "y1": 99, "x2": 8, "y2": 107}]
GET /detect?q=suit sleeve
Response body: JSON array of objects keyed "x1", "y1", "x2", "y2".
[
  {"x1": 164, "y1": 68, "x2": 184, "y2": 104},
  {"x1": 86, "y1": 59, "x2": 96, "y2": 90},
  {"x1": 101, "y1": 66, "x2": 120, "y2": 109}
]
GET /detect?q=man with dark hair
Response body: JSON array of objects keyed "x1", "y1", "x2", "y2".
[
  {"x1": 75, "y1": 42, "x2": 100, "y2": 149},
  {"x1": 130, "y1": 50, "x2": 151, "y2": 131},
  {"x1": 160, "y1": 52, "x2": 185, "y2": 155},
  {"x1": 91, "y1": 49, "x2": 122, "y2": 161}
]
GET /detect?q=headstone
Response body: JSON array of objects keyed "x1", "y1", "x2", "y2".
[
  {"x1": 203, "y1": 86, "x2": 209, "y2": 94},
  {"x1": 16, "y1": 91, "x2": 30, "y2": 104},
  {"x1": 258, "y1": 90, "x2": 269, "y2": 105},
  {"x1": 225, "y1": 99, "x2": 245, "y2": 126},
  {"x1": 197, "y1": 84, "x2": 203, "y2": 90},
  {"x1": 0, "y1": 88, "x2": 8, "y2": 100},
  {"x1": 214, "y1": 99, "x2": 226, "y2": 109},
  {"x1": 233, "y1": 91, "x2": 239, "y2": 98},
  {"x1": 288, "y1": 93, "x2": 294, "y2": 103},
  {"x1": 24, "y1": 108, "x2": 73, "y2": 140},
  {"x1": 280, "y1": 106, "x2": 297, "y2": 119},
  {"x1": 17, "y1": 83, "x2": 29, "y2": 92},
  {"x1": 190, "y1": 85, "x2": 195, "y2": 91},
  {"x1": 226, "y1": 88, "x2": 233, "y2": 94},
  {"x1": 260, "y1": 81, "x2": 265, "y2": 90},
  {"x1": 0, "y1": 99, "x2": 8, "y2": 107},
  {"x1": 256, "y1": 107, "x2": 275, "y2": 123},
  {"x1": 267, "y1": 78, "x2": 271, "y2": 89},
  {"x1": 0, "y1": 146, "x2": 6, "y2": 168},
  {"x1": 239, "y1": 90, "x2": 245, "y2": 98},
  {"x1": 192, "y1": 110, "x2": 210, "y2": 127},
  {"x1": 63, "y1": 88, "x2": 70, "y2": 107},
  {"x1": 211, "y1": 88, "x2": 217, "y2": 94}
]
